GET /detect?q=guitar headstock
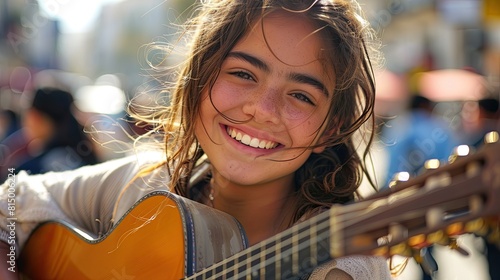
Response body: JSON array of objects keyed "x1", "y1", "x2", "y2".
[{"x1": 332, "y1": 131, "x2": 500, "y2": 260}]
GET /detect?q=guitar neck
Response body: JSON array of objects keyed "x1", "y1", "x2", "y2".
[
  {"x1": 187, "y1": 208, "x2": 337, "y2": 279},
  {"x1": 188, "y1": 133, "x2": 500, "y2": 279}
]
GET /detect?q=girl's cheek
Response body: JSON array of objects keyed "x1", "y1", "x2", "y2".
[
  {"x1": 282, "y1": 105, "x2": 326, "y2": 133},
  {"x1": 281, "y1": 103, "x2": 316, "y2": 122},
  {"x1": 211, "y1": 82, "x2": 248, "y2": 108}
]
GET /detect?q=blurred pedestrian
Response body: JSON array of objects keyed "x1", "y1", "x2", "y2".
[
  {"x1": 0, "y1": 110, "x2": 19, "y2": 141},
  {"x1": 0, "y1": 87, "x2": 98, "y2": 181},
  {"x1": 464, "y1": 97, "x2": 499, "y2": 148},
  {"x1": 380, "y1": 95, "x2": 459, "y2": 186}
]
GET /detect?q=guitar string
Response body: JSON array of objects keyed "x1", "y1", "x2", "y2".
[
  {"x1": 191, "y1": 189, "x2": 431, "y2": 279},
  {"x1": 195, "y1": 194, "x2": 443, "y2": 279},
  {"x1": 192, "y1": 208, "x2": 345, "y2": 279},
  {"x1": 204, "y1": 217, "x2": 331, "y2": 279},
  {"x1": 193, "y1": 182, "x2": 465, "y2": 278}
]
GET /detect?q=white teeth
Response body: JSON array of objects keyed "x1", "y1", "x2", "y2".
[
  {"x1": 241, "y1": 135, "x2": 251, "y2": 145},
  {"x1": 250, "y1": 138, "x2": 260, "y2": 148},
  {"x1": 258, "y1": 141, "x2": 266, "y2": 149},
  {"x1": 226, "y1": 127, "x2": 278, "y2": 149}
]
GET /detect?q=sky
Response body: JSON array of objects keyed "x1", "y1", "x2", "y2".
[{"x1": 38, "y1": 0, "x2": 123, "y2": 33}]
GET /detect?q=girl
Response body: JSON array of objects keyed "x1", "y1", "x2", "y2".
[{"x1": 1, "y1": 0, "x2": 390, "y2": 279}]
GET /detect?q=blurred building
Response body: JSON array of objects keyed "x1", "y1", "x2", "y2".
[
  {"x1": 0, "y1": 0, "x2": 59, "y2": 91},
  {"x1": 360, "y1": 0, "x2": 500, "y2": 93},
  {"x1": 0, "y1": 0, "x2": 193, "y2": 95}
]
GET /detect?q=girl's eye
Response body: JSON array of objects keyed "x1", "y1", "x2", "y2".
[
  {"x1": 291, "y1": 92, "x2": 315, "y2": 106},
  {"x1": 230, "y1": 71, "x2": 254, "y2": 81}
]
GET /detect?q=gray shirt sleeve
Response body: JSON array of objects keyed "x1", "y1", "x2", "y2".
[{"x1": 0, "y1": 151, "x2": 167, "y2": 252}]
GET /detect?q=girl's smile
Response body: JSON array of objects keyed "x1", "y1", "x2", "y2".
[{"x1": 225, "y1": 125, "x2": 280, "y2": 150}]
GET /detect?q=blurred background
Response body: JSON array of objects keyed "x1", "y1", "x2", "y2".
[
  {"x1": 0, "y1": 0, "x2": 193, "y2": 173},
  {"x1": 0, "y1": 0, "x2": 499, "y2": 279}
]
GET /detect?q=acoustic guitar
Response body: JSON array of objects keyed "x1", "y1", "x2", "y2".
[{"x1": 19, "y1": 132, "x2": 500, "y2": 279}]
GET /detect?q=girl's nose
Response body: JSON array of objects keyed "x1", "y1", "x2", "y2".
[{"x1": 242, "y1": 87, "x2": 281, "y2": 124}]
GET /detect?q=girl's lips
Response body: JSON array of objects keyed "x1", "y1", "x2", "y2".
[{"x1": 225, "y1": 125, "x2": 281, "y2": 150}]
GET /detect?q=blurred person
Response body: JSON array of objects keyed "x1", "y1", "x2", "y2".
[
  {"x1": 0, "y1": 110, "x2": 19, "y2": 141},
  {"x1": 380, "y1": 95, "x2": 459, "y2": 187},
  {"x1": 1, "y1": 87, "x2": 98, "y2": 180},
  {"x1": 463, "y1": 98, "x2": 500, "y2": 148}
]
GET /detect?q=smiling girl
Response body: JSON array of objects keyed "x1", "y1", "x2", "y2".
[{"x1": 1, "y1": 0, "x2": 390, "y2": 279}]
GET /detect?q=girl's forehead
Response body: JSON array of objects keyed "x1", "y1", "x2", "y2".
[
  {"x1": 233, "y1": 10, "x2": 335, "y2": 91},
  {"x1": 251, "y1": 12, "x2": 321, "y2": 60}
]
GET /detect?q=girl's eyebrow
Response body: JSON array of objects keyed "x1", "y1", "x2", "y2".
[
  {"x1": 288, "y1": 72, "x2": 329, "y2": 98},
  {"x1": 227, "y1": 51, "x2": 270, "y2": 72},
  {"x1": 227, "y1": 51, "x2": 329, "y2": 97}
]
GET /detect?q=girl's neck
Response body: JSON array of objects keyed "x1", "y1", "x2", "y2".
[{"x1": 208, "y1": 175, "x2": 297, "y2": 245}]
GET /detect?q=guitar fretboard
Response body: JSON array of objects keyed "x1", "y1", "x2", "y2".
[{"x1": 187, "y1": 207, "x2": 337, "y2": 279}]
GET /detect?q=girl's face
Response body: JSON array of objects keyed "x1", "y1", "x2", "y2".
[{"x1": 195, "y1": 10, "x2": 335, "y2": 187}]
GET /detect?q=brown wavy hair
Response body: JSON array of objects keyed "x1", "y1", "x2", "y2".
[{"x1": 130, "y1": 0, "x2": 381, "y2": 224}]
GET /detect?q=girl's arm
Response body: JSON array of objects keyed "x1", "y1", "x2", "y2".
[{"x1": 0, "y1": 152, "x2": 165, "y2": 255}]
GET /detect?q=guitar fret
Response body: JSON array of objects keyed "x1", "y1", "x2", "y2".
[
  {"x1": 275, "y1": 241, "x2": 281, "y2": 279},
  {"x1": 250, "y1": 246, "x2": 261, "y2": 279},
  {"x1": 292, "y1": 227, "x2": 299, "y2": 276},
  {"x1": 225, "y1": 269, "x2": 235, "y2": 279},
  {"x1": 215, "y1": 261, "x2": 223, "y2": 278},
  {"x1": 298, "y1": 222, "x2": 313, "y2": 276},
  {"x1": 329, "y1": 208, "x2": 343, "y2": 258},
  {"x1": 316, "y1": 214, "x2": 334, "y2": 267},
  {"x1": 260, "y1": 247, "x2": 266, "y2": 279},
  {"x1": 310, "y1": 221, "x2": 318, "y2": 268},
  {"x1": 225, "y1": 258, "x2": 235, "y2": 279},
  {"x1": 235, "y1": 252, "x2": 247, "y2": 279},
  {"x1": 204, "y1": 267, "x2": 213, "y2": 279}
]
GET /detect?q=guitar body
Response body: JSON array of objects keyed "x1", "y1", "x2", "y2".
[{"x1": 19, "y1": 191, "x2": 248, "y2": 279}]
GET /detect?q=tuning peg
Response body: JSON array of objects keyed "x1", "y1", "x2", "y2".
[
  {"x1": 424, "y1": 159, "x2": 441, "y2": 170},
  {"x1": 486, "y1": 223, "x2": 499, "y2": 245},
  {"x1": 408, "y1": 234, "x2": 429, "y2": 249},
  {"x1": 448, "y1": 145, "x2": 473, "y2": 164},
  {"x1": 484, "y1": 131, "x2": 499, "y2": 144},
  {"x1": 465, "y1": 218, "x2": 488, "y2": 236},
  {"x1": 426, "y1": 230, "x2": 449, "y2": 246},
  {"x1": 415, "y1": 247, "x2": 438, "y2": 277},
  {"x1": 426, "y1": 207, "x2": 445, "y2": 228},
  {"x1": 372, "y1": 246, "x2": 389, "y2": 257},
  {"x1": 389, "y1": 242, "x2": 413, "y2": 257},
  {"x1": 446, "y1": 222, "x2": 464, "y2": 236},
  {"x1": 448, "y1": 238, "x2": 470, "y2": 256},
  {"x1": 388, "y1": 172, "x2": 410, "y2": 188}
]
